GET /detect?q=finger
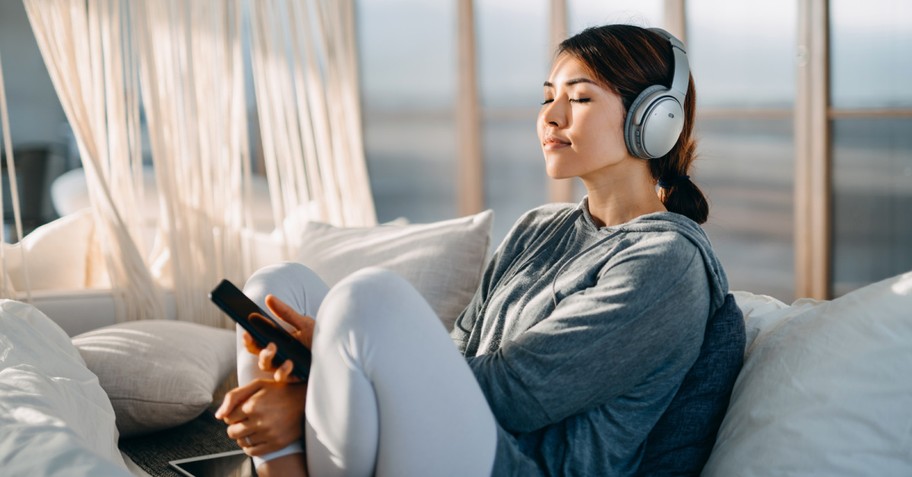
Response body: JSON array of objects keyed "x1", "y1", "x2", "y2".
[
  {"x1": 215, "y1": 380, "x2": 266, "y2": 420},
  {"x1": 222, "y1": 406, "x2": 247, "y2": 425},
  {"x1": 242, "y1": 332, "x2": 263, "y2": 355},
  {"x1": 237, "y1": 436, "x2": 266, "y2": 453},
  {"x1": 273, "y1": 358, "x2": 297, "y2": 383},
  {"x1": 265, "y1": 295, "x2": 315, "y2": 347},
  {"x1": 226, "y1": 421, "x2": 254, "y2": 441},
  {"x1": 258, "y1": 343, "x2": 278, "y2": 372}
]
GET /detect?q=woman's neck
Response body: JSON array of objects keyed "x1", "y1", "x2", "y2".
[{"x1": 581, "y1": 166, "x2": 666, "y2": 227}]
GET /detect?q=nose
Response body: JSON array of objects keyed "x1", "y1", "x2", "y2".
[{"x1": 540, "y1": 97, "x2": 568, "y2": 129}]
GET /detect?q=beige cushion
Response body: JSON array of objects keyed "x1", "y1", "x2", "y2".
[
  {"x1": 295, "y1": 210, "x2": 493, "y2": 331},
  {"x1": 72, "y1": 320, "x2": 236, "y2": 437},
  {"x1": 2, "y1": 209, "x2": 95, "y2": 292}
]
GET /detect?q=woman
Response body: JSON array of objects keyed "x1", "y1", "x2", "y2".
[{"x1": 216, "y1": 24, "x2": 743, "y2": 476}]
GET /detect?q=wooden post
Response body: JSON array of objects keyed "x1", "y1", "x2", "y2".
[
  {"x1": 547, "y1": 0, "x2": 576, "y2": 203},
  {"x1": 456, "y1": 0, "x2": 483, "y2": 215},
  {"x1": 794, "y1": 0, "x2": 831, "y2": 299}
]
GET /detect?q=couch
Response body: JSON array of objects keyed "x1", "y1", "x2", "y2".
[{"x1": 1, "y1": 209, "x2": 910, "y2": 476}]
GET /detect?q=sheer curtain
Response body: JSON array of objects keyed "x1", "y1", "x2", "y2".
[
  {"x1": 248, "y1": 0, "x2": 375, "y2": 256},
  {"x1": 0, "y1": 51, "x2": 31, "y2": 299},
  {"x1": 20, "y1": 0, "x2": 374, "y2": 326},
  {"x1": 24, "y1": 0, "x2": 163, "y2": 322}
]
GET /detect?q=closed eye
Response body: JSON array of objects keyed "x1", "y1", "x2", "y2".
[
  {"x1": 541, "y1": 99, "x2": 554, "y2": 105},
  {"x1": 569, "y1": 98, "x2": 591, "y2": 103}
]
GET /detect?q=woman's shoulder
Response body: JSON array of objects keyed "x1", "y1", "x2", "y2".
[
  {"x1": 504, "y1": 202, "x2": 577, "y2": 240},
  {"x1": 616, "y1": 212, "x2": 712, "y2": 256},
  {"x1": 609, "y1": 213, "x2": 729, "y2": 303},
  {"x1": 493, "y1": 202, "x2": 578, "y2": 255},
  {"x1": 515, "y1": 202, "x2": 578, "y2": 227},
  {"x1": 613, "y1": 227, "x2": 701, "y2": 267}
]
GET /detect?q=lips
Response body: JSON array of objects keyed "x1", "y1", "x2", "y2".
[{"x1": 543, "y1": 135, "x2": 571, "y2": 148}]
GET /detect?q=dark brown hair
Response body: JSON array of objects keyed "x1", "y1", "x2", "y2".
[{"x1": 558, "y1": 25, "x2": 708, "y2": 224}]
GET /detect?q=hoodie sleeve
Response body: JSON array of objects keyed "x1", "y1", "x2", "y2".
[
  {"x1": 465, "y1": 233, "x2": 711, "y2": 433},
  {"x1": 451, "y1": 204, "x2": 576, "y2": 353}
]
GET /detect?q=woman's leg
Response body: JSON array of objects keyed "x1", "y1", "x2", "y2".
[{"x1": 305, "y1": 267, "x2": 497, "y2": 477}]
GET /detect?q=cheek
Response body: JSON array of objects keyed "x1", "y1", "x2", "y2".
[
  {"x1": 582, "y1": 112, "x2": 627, "y2": 158},
  {"x1": 597, "y1": 109, "x2": 626, "y2": 146}
]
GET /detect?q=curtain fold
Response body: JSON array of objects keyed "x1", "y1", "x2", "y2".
[
  {"x1": 133, "y1": 0, "x2": 250, "y2": 327},
  {"x1": 23, "y1": 0, "x2": 164, "y2": 322}
]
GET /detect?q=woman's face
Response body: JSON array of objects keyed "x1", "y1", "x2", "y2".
[{"x1": 537, "y1": 53, "x2": 631, "y2": 181}]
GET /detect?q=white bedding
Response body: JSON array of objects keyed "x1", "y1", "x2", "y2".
[{"x1": 0, "y1": 300, "x2": 131, "y2": 476}]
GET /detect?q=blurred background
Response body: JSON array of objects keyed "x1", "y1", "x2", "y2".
[{"x1": 1, "y1": 0, "x2": 910, "y2": 302}]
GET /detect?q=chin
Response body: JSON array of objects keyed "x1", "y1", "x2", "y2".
[
  {"x1": 544, "y1": 160, "x2": 565, "y2": 179},
  {"x1": 545, "y1": 163, "x2": 576, "y2": 180},
  {"x1": 546, "y1": 171, "x2": 575, "y2": 180}
]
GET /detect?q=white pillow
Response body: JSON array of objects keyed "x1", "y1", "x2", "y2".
[
  {"x1": 731, "y1": 290, "x2": 790, "y2": 351},
  {"x1": 0, "y1": 300, "x2": 130, "y2": 476},
  {"x1": 2, "y1": 209, "x2": 94, "y2": 292},
  {"x1": 72, "y1": 320, "x2": 237, "y2": 437},
  {"x1": 704, "y1": 271, "x2": 912, "y2": 477},
  {"x1": 295, "y1": 210, "x2": 493, "y2": 331}
]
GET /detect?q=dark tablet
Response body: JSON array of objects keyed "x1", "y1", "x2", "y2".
[{"x1": 168, "y1": 450, "x2": 254, "y2": 477}]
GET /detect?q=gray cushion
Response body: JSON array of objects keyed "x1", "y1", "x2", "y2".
[{"x1": 637, "y1": 293, "x2": 745, "y2": 476}]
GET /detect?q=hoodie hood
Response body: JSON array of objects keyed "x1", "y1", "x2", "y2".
[{"x1": 577, "y1": 197, "x2": 730, "y2": 312}]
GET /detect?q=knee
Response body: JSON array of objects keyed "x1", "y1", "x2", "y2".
[
  {"x1": 316, "y1": 267, "x2": 429, "y2": 338},
  {"x1": 245, "y1": 262, "x2": 321, "y2": 292},
  {"x1": 243, "y1": 262, "x2": 329, "y2": 315},
  {"x1": 326, "y1": 267, "x2": 418, "y2": 315}
]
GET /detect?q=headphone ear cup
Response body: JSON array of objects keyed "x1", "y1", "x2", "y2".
[{"x1": 624, "y1": 85, "x2": 685, "y2": 159}]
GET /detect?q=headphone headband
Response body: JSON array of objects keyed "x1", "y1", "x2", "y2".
[{"x1": 647, "y1": 28, "x2": 689, "y2": 101}]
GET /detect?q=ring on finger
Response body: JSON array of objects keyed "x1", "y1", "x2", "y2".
[{"x1": 244, "y1": 436, "x2": 253, "y2": 446}]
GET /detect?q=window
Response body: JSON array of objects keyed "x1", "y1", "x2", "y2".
[
  {"x1": 357, "y1": 0, "x2": 458, "y2": 224},
  {"x1": 829, "y1": 0, "x2": 912, "y2": 295},
  {"x1": 687, "y1": 0, "x2": 797, "y2": 300},
  {"x1": 477, "y1": 0, "x2": 550, "y2": 244}
]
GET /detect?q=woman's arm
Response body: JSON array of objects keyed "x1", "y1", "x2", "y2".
[
  {"x1": 451, "y1": 205, "x2": 574, "y2": 352},
  {"x1": 466, "y1": 237, "x2": 711, "y2": 433}
]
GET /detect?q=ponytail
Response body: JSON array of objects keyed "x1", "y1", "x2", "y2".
[
  {"x1": 649, "y1": 73, "x2": 709, "y2": 224},
  {"x1": 649, "y1": 78, "x2": 708, "y2": 224}
]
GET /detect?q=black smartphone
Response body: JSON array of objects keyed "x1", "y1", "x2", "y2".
[{"x1": 209, "y1": 279, "x2": 311, "y2": 380}]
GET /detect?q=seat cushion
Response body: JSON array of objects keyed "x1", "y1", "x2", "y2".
[{"x1": 637, "y1": 293, "x2": 745, "y2": 476}]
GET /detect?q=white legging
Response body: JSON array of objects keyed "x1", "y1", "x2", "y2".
[{"x1": 238, "y1": 262, "x2": 497, "y2": 477}]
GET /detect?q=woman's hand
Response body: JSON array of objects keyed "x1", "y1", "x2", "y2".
[
  {"x1": 243, "y1": 294, "x2": 315, "y2": 381},
  {"x1": 215, "y1": 379, "x2": 308, "y2": 456}
]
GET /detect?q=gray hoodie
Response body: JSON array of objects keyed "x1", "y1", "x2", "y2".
[{"x1": 451, "y1": 198, "x2": 730, "y2": 476}]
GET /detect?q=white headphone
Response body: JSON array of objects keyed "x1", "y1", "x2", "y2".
[{"x1": 623, "y1": 28, "x2": 690, "y2": 160}]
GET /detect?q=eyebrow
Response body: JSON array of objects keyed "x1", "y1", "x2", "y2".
[{"x1": 543, "y1": 78, "x2": 597, "y2": 88}]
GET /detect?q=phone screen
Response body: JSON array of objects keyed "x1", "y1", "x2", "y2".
[{"x1": 210, "y1": 279, "x2": 311, "y2": 380}]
